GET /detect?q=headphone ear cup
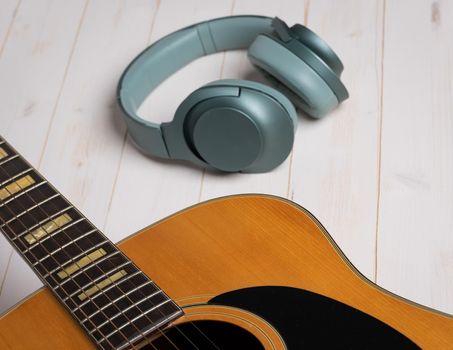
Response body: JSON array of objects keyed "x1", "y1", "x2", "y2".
[
  {"x1": 290, "y1": 24, "x2": 344, "y2": 76},
  {"x1": 248, "y1": 34, "x2": 338, "y2": 118},
  {"x1": 181, "y1": 79, "x2": 295, "y2": 172},
  {"x1": 203, "y1": 79, "x2": 298, "y2": 131}
]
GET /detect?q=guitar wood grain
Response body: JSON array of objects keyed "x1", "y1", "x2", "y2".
[{"x1": 0, "y1": 195, "x2": 452, "y2": 349}]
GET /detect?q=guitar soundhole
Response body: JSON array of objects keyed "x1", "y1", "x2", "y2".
[{"x1": 146, "y1": 321, "x2": 265, "y2": 349}]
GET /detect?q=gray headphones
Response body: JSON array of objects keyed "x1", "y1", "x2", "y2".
[{"x1": 117, "y1": 15, "x2": 348, "y2": 172}]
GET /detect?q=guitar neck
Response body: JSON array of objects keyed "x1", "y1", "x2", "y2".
[{"x1": 0, "y1": 137, "x2": 183, "y2": 350}]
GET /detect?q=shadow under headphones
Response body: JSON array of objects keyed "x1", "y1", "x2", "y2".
[{"x1": 117, "y1": 15, "x2": 349, "y2": 173}]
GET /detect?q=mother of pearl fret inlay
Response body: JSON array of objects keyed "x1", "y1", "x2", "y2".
[
  {"x1": 0, "y1": 148, "x2": 7, "y2": 160},
  {"x1": 78, "y1": 269, "x2": 128, "y2": 301},
  {"x1": 58, "y1": 248, "x2": 107, "y2": 279},
  {"x1": 0, "y1": 137, "x2": 184, "y2": 350},
  {"x1": 24, "y1": 213, "x2": 73, "y2": 245},
  {"x1": 0, "y1": 175, "x2": 35, "y2": 200}
]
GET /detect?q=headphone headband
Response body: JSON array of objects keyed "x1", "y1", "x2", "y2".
[{"x1": 118, "y1": 15, "x2": 274, "y2": 158}]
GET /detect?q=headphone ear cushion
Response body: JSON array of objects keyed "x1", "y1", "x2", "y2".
[{"x1": 248, "y1": 34, "x2": 338, "y2": 118}]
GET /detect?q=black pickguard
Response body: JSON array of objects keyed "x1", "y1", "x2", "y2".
[{"x1": 209, "y1": 286, "x2": 419, "y2": 349}]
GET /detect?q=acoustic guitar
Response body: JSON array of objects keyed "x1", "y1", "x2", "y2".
[{"x1": 0, "y1": 136, "x2": 452, "y2": 349}]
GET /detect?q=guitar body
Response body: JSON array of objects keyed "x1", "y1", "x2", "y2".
[{"x1": 0, "y1": 195, "x2": 452, "y2": 349}]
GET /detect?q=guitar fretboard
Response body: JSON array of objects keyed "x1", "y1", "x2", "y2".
[{"x1": 0, "y1": 137, "x2": 183, "y2": 350}]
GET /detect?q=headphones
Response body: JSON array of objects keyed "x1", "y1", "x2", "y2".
[{"x1": 117, "y1": 15, "x2": 349, "y2": 173}]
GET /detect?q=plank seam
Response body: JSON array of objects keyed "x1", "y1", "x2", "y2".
[
  {"x1": 0, "y1": 250, "x2": 14, "y2": 297},
  {"x1": 0, "y1": 0, "x2": 21, "y2": 60},
  {"x1": 36, "y1": 0, "x2": 90, "y2": 170},
  {"x1": 104, "y1": 0, "x2": 162, "y2": 230},
  {"x1": 374, "y1": 0, "x2": 387, "y2": 284}
]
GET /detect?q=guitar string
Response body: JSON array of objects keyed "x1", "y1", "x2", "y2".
[
  {"x1": 0, "y1": 147, "x2": 155, "y2": 350},
  {"x1": 0, "y1": 140, "x2": 221, "y2": 350},
  {"x1": 0, "y1": 141, "x2": 218, "y2": 350},
  {"x1": 0, "y1": 163, "x2": 129, "y2": 349}
]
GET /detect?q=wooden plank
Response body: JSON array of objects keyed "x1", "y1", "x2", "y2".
[
  {"x1": 378, "y1": 0, "x2": 453, "y2": 314},
  {"x1": 0, "y1": 0, "x2": 19, "y2": 55},
  {"x1": 39, "y1": 0, "x2": 157, "y2": 231},
  {"x1": 291, "y1": 0, "x2": 384, "y2": 280},
  {"x1": 200, "y1": 0, "x2": 306, "y2": 201},
  {"x1": 0, "y1": 0, "x2": 86, "y2": 314},
  {"x1": 0, "y1": 0, "x2": 21, "y2": 312},
  {"x1": 104, "y1": 0, "x2": 234, "y2": 242},
  {"x1": 1, "y1": 0, "x2": 157, "y2": 314}
]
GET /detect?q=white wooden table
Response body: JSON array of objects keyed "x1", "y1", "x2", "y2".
[{"x1": 0, "y1": 0, "x2": 452, "y2": 318}]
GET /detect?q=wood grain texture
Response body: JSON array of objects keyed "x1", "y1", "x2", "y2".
[
  {"x1": 0, "y1": 195, "x2": 452, "y2": 349},
  {"x1": 378, "y1": 0, "x2": 453, "y2": 312},
  {"x1": 0, "y1": 0, "x2": 452, "y2": 322},
  {"x1": 0, "y1": 0, "x2": 87, "y2": 309},
  {"x1": 291, "y1": 0, "x2": 384, "y2": 282}
]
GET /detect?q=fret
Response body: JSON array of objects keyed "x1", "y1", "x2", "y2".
[
  {"x1": 79, "y1": 269, "x2": 128, "y2": 302},
  {"x1": 0, "y1": 185, "x2": 59, "y2": 224},
  {"x1": 32, "y1": 229, "x2": 106, "y2": 277},
  {"x1": 0, "y1": 136, "x2": 184, "y2": 350},
  {"x1": 58, "y1": 250, "x2": 120, "y2": 286},
  {"x1": 90, "y1": 290, "x2": 166, "y2": 334},
  {"x1": 81, "y1": 281, "x2": 155, "y2": 325},
  {"x1": 0, "y1": 153, "x2": 18, "y2": 166},
  {"x1": 0, "y1": 145, "x2": 34, "y2": 182},
  {"x1": 0, "y1": 147, "x2": 8, "y2": 160},
  {"x1": 33, "y1": 229, "x2": 100, "y2": 265},
  {"x1": 58, "y1": 250, "x2": 123, "y2": 291},
  {"x1": 73, "y1": 271, "x2": 151, "y2": 327},
  {"x1": 58, "y1": 248, "x2": 110, "y2": 280},
  {"x1": 44, "y1": 240, "x2": 114, "y2": 278},
  {"x1": 64, "y1": 261, "x2": 133, "y2": 302},
  {"x1": 0, "y1": 175, "x2": 35, "y2": 201},
  {"x1": 98, "y1": 307, "x2": 182, "y2": 350},
  {"x1": 79, "y1": 275, "x2": 161, "y2": 329},
  {"x1": 24, "y1": 211, "x2": 72, "y2": 245},
  {"x1": 0, "y1": 167, "x2": 34, "y2": 187},
  {"x1": 102, "y1": 299, "x2": 172, "y2": 339},
  {"x1": 11, "y1": 205, "x2": 72, "y2": 241},
  {"x1": 1, "y1": 193, "x2": 60, "y2": 229},
  {"x1": 74, "y1": 270, "x2": 144, "y2": 312},
  {"x1": 26, "y1": 217, "x2": 85, "y2": 253},
  {"x1": 0, "y1": 180, "x2": 48, "y2": 207},
  {"x1": 51, "y1": 255, "x2": 134, "y2": 306}
]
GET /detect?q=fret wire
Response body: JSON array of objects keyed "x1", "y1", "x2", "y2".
[
  {"x1": 0, "y1": 140, "x2": 182, "y2": 349},
  {"x1": 0, "y1": 202, "x2": 120, "y2": 349},
  {"x1": 81, "y1": 280, "x2": 154, "y2": 324},
  {"x1": 0, "y1": 154, "x2": 19, "y2": 167},
  {"x1": 58, "y1": 250, "x2": 121, "y2": 287},
  {"x1": 0, "y1": 180, "x2": 48, "y2": 207},
  {"x1": 103, "y1": 299, "x2": 173, "y2": 340},
  {"x1": 0, "y1": 167, "x2": 33, "y2": 187},
  {"x1": 26, "y1": 217, "x2": 86, "y2": 253},
  {"x1": 113, "y1": 310, "x2": 183, "y2": 350},
  {"x1": 44, "y1": 240, "x2": 112, "y2": 278},
  {"x1": 90, "y1": 289, "x2": 164, "y2": 333},
  {"x1": 10, "y1": 206, "x2": 73, "y2": 240},
  {"x1": 62, "y1": 261, "x2": 133, "y2": 297},
  {"x1": 0, "y1": 154, "x2": 125, "y2": 349},
  {"x1": 74, "y1": 270, "x2": 143, "y2": 311},
  {"x1": 1, "y1": 193, "x2": 60, "y2": 227},
  {"x1": 33, "y1": 229, "x2": 101, "y2": 265},
  {"x1": 36, "y1": 187, "x2": 181, "y2": 349}
]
